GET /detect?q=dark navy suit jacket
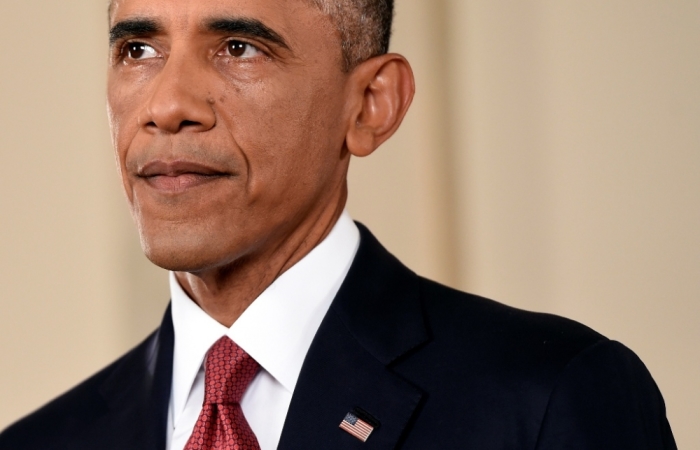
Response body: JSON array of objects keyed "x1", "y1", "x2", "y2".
[{"x1": 0, "y1": 224, "x2": 676, "y2": 449}]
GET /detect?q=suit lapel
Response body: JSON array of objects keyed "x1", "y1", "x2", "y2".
[
  {"x1": 97, "y1": 305, "x2": 174, "y2": 450},
  {"x1": 278, "y1": 224, "x2": 429, "y2": 449}
]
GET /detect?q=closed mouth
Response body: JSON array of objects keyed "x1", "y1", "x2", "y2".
[{"x1": 137, "y1": 160, "x2": 231, "y2": 193}]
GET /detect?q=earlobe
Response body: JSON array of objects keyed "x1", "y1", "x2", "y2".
[{"x1": 345, "y1": 54, "x2": 415, "y2": 158}]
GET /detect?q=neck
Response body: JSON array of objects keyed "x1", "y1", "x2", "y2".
[{"x1": 174, "y1": 187, "x2": 347, "y2": 327}]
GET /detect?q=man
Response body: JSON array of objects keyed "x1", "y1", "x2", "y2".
[{"x1": 0, "y1": 0, "x2": 676, "y2": 448}]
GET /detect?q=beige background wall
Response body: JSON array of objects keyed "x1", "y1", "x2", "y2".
[{"x1": 1, "y1": 1, "x2": 697, "y2": 447}]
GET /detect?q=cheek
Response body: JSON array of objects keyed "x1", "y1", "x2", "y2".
[
  {"x1": 220, "y1": 75, "x2": 346, "y2": 200},
  {"x1": 107, "y1": 79, "x2": 150, "y2": 201},
  {"x1": 107, "y1": 69, "x2": 155, "y2": 148}
]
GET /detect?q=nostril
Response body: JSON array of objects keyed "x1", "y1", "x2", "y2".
[{"x1": 181, "y1": 120, "x2": 200, "y2": 128}]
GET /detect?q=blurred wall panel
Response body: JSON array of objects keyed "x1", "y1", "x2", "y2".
[{"x1": 0, "y1": 0, "x2": 128, "y2": 427}]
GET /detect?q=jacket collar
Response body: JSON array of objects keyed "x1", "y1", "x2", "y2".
[
  {"x1": 278, "y1": 223, "x2": 429, "y2": 449},
  {"x1": 330, "y1": 223, "x2": 429, "y2": 365}
]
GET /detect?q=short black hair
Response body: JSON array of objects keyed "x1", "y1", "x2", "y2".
[{"x1": 310, "y1": 0, "x2": 394, "y2": 71}]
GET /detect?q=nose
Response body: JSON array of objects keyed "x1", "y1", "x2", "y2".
[{"x1": 140, "y1": 55, "x2": 216, "y2": 134}]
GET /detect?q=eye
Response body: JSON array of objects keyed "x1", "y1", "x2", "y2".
[
  {"x1": 225, "y1": 40, "x2": 263, "y2": 59},
  {"x1": 124, "y1": 42, "x2": 158, "y2": 60}
]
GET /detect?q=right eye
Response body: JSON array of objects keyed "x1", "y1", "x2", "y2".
[
  {"x1": 224, "y1": 40, "x2": 264, "y2": 59},
  {"x1": 124, "y1": 42, "x2": 158, "y2": 60}
]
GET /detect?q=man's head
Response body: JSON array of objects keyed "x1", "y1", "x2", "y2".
[{"x1": 107, "y1": 0, "x2": 413, "y2": 277}]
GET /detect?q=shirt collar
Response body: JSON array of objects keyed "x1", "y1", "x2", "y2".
[{"x1": 170, "y1": 211, "x2": 360, "y2": 422}]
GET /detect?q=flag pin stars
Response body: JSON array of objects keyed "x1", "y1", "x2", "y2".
[{"x1": 339, "y1": 412, "x2": 375, "y2": 442}]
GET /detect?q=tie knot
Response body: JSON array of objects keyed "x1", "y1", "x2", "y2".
[{"x1": 204, "y1": 336, "x2": 260, "y2": 405}]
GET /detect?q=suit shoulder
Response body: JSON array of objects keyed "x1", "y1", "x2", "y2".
[
  {"x1": 0, "y1": 332, "x2": 157, "y2": 450},
  {"x1": 415, "y1": 277, "x2": 607, "y2": 374},
  {"x1": 534, "y1": 339, "x2": 676, "y2": 449},
  {"x1": 395, "y1": 279, "x2": 675, "y2": 448}
]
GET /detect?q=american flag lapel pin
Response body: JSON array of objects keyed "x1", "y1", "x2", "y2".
[{"x1": 339, "y1": 411, "x2": 375, "y2": 442}]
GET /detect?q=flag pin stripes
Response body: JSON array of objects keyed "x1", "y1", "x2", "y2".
[{"x1": 339, "y1": 412, "x2": 374, "y2": 442}]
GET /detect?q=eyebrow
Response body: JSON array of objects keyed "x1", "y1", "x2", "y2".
[
  {"x1": 109, "y1": 18, "x2": 162, "y2": 45},
  {"x1": 205, "y1": 17, "x2": 290, "y2": 50}
]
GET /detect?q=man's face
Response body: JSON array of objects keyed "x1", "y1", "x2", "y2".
[{"x1": 108, "y1": 0, "x2": 352, "y2": 272}]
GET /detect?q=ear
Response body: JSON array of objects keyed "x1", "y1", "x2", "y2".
[{"x1": 344, "y1": 54, "x2": 415, "y2": 157}]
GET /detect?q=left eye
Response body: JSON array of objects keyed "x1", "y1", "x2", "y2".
[
  {"x1": 226, "y1": 40, "x2": 262, "y2": 58},
  {"x1": 125, "y1": 42, "x2": 157, "y2": 60}
]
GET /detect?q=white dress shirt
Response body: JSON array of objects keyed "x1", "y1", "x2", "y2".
[{"x1": 166, "y1": 212, "x2": 360, "y2": 450}]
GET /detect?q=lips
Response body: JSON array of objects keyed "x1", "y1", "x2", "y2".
[{"x1": 137, "y1": 160, "x2": 229, "y2": 193}]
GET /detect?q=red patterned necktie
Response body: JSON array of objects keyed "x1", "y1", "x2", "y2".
[{"x1": 184, "y1": 336, "x2": 261, "y2": 450}]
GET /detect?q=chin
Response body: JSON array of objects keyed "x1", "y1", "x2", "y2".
[
  {"x1": 143, "y1": 250, "x2": 204, "y2": 273},
  {"x1": 139, "y1": 231, "x2": 237, "y2": 273}
]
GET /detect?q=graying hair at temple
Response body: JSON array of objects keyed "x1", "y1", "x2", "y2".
[{"x1": 308, "y1": 0, "x2": 394, "y2": 71}]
